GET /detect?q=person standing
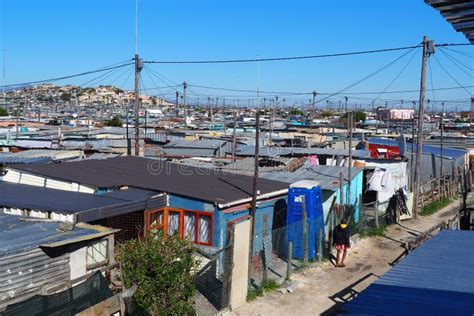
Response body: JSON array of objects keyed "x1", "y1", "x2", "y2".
[{"x1": 333, "y1": 217, "x2": 350, "y2": 267}]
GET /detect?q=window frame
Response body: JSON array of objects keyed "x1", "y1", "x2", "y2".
[
  {"x1": 144, "y1": 207, "x2": 213, "y2": 246},
  {"x1": 86, "y1": 238, "x2": 109, "y2": 270}
]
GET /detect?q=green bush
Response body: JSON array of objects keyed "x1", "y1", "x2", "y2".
[
  {"x1": 106, "y1": 114, "x2": 122, "y2": 127},
  {"x1": 116, "y1": 231, "x2": 199, "y2": 315},
  {"x1": 0, "y1": 108, "x2": 8, "y2": 116}
]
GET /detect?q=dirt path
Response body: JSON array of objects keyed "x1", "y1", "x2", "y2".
[{"x1": 231, "y1": 200, "x2": 461, "y2": 316}]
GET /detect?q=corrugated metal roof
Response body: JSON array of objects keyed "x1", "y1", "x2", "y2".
[
  {"x1": 0, "y1": 150, "x2": 83, "y2": 164},
  {"x1": 368, "y1": 137, "x2": 468, "y2": 159},
  {"x1": 0, "y1": 156, "x2": 52, "y2": 164},
  {"x1": 11, "y1": 156, "x2": 288, "y2": 206},
  {"x1": 343, "y1": 230, "x2": 474, "y2": 314},
  {"x1": 164, "y1": 139, "x2": 227, "y2": 149},
  {"x1": 234, "y1": 146, "x2": 371, "y2": 158},
  {"x1": 0, "y1": 213, "x2": 115, "y2": 257},
  {"x1": 0, "y1": 182, "x2": 161, "y2": 222},
  {"x1": 425, "y1": 0, "x2": 474, "y2": 43},
  {"x1": 261, "y1": 164, "x2": 363, "y2": 191}
]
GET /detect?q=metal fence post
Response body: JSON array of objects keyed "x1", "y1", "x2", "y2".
[
  {"x1": 286, "y1": 241, "x2": 293, "y2": 280},
  {"x1": 375, "y1": 200, "x2": 379, "y2": 228},
  {"x1": 302, "y1": 195, "x2": 308, "y2": 265},
  {"x1": 317, "y1": 227, "x2": 323, "y2": 262}
]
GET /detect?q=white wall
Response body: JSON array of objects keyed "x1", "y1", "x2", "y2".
[{"x1": 69, "y1": 246, "x2": 87, "y2": 280}]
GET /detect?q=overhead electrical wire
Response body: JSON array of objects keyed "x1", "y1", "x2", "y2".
[
  {"x1": 371, "y1": 47, "x2": 420, "y2": 103},
  {"x1": 77, "y1": 65, "x2": 127, "y2": 88},
  {"x1": 1, "y1": 59, "x2": 133, "y2": 89},
  {"x1": 442, "y1": 46, "x2": 474, "y2": 59},
  {"x1": 433, "y1": 54, "x2": 472, "y2": 96},
  {"x1": 314, "y1": 46, "x2": 419, "y2": 105},
  {"x1": 438, "y1": 47, "x2": 473, "y2": 78},
  {"x1": 143, "y1": 43, "x2": 471, "y2": 64},
  {"x1": 144, "y1": 45, "x2": 422, "y2": 64},
  {"x1": 428, "y1": 58, "x2": 437, "y2": 112}
]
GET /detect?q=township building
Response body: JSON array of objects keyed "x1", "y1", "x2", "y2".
[{"x1": 0, "y1": 157, "x2": 288, "y2": 263}]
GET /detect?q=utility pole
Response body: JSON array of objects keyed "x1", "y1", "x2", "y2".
[
  {"x1": 175, "y1": 91, "x2": 179, "y2": 116},
  {"x1": 232, "y1": 111, "x2": 237, "y2": 162},
  {"x1": 312, "y1": 91, "x2": 316, "y2": 118},
  {"x1": 440, "y1": 102, "x2": 444, "y2": 197},
  {"x1": 249, "y1": 111, "x2": 260, "y2": 283},
  {"x1": 348, "y1": 111, "x2": 353, "y2": 204},
  {"x1": 16, "y1": 99, "x2": 20, "y2": 139},
  {"x1": 2, "y1": 49, "x2": 6, "y2": 109},
  {"x1": 413, "y1": 36, "x2": 434, "y2": 218},
  {"x1": 223, "y1": 98, "x2": 227, "y2": 135},
  {"x1": 183, "y1": 81, "x2": 187, "y2": 127},
  {"x1": 410, "y1": 101, "x2": 416, "y2": 190},
  {"x1": 344, "y1": 96, "x2": 348, "y2": 114},
  {"x1": 470, "y1": 97, "x2": 473, "y2": 136},
  {"x1": 215, "y1": 97, "x2": 219, "y2": 130},
  {"x1": 134, "y1": 54, "x2": 143, "y2": 156},
  {"x1": 126, "y1": 99, "x2": 131, "y2": 155}
]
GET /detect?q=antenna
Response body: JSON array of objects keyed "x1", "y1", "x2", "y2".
[
  {"x1": 2, "y1": 49, "x2": 5, "y2": 109},
  {"x1": 135, "y1": 0, "x2": 138, "y2": 55},
  {"x1": 256, "y1": 54, "x2": 260, "y2": 109}
]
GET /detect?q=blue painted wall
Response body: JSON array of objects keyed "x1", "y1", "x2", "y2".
[
  {"x1": 167, "y1": 194, "x2": 215, "y2": 212},
  {"x1": 167, "y1": 193, "x2": 289, "y2": 256},
  {"x1": 321, "y1": 170, "x2": 364, "y2": 232}
]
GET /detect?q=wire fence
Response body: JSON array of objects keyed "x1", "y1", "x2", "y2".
[
  {"x1": 249, "y1": 217, "x2": 325, "y2": 290},
  {"x1": 193, "y1": 246, "x2": 230, "y2": 316}
]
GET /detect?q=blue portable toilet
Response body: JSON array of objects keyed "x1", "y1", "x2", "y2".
[{"x1": 286, "y1": 180, "x2": 325, "y2": 260}]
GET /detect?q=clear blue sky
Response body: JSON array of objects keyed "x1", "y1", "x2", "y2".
[{"x1": 1, "y1": 0, "x2": 473, "y2": 109}]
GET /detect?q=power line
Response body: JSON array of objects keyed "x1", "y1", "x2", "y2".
[
  {"x1": 144, "y1": 45, "x2": 422, "y2": 64},
  {"x1": 433, "y1": 54, "x2": 472, "y2": 96},
  {"x1": 371, "y1": 47, "x2": 420, "y2": 103},
  {"x1": 438, "y1": 47, "x2": 473, "y2": 77},
  {"x1": 143, "y1": 43, "x2": 471, "y2": 64},
  {"x1": 186, "y1": 82, "x2": 474, "y2": 96},
  {"x1": 1, "y1": 60, "x2": 133, "y2": 89},
  {"x1": 443, "y1": 46, "x2": 474, "y2": 59},
  {"x1": 315, "y1": 46, "x2": 419, "y2": 105}
]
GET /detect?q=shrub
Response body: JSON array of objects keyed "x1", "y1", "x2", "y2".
[
  {"x1": 116, "y1": 231, "x2": 199, "y2": 315},
  {"x1": 106, "y1": 114, "x2": 122, "y2": 127}
]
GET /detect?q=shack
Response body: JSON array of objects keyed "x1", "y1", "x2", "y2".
[
  {"x1": 0, "y1": 214, "x2": 117, "y2": 310},
  {"x1": 2, "y1": 157, "x2": 289, "y2": 265}
]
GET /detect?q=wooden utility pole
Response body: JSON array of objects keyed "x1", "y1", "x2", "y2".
[
  {"x1": 126, "y1": 100, "x2": 131, "y2": 155},
  {"x1": 183, "y1": 81, "x2": 187, "y2": 127},
  {"x1": 413, "y1": 36, "x2": 433, "y2": 218},
  {"x1": 440, "y1": 102, "x2": 444, "y2": 197},
  {"x1": 312, "y1": 91, "x2": 316, "y2": 118},
  {"x1": 174, "y1": 91, "x2": 179, "y2": 116},
  {"x1": 134, "y1": 54, "x2": 142, "y2": 156},
  {"x1": 231, "y1": 111, "x2": 237, "y2": 162},
  {"x1": 248, "y1": 111, "x2": 260, "y2": 284},
  {"x1": 223, "y1": 98, "x2": 227, "y2": 135},
  {"x1": 348, "y1": 111, "x2": 353, "y2": 204}
]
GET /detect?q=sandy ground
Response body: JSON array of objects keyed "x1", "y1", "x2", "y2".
[{"x1": 231, "y1": 200, "x2": 461, "y2": 316}]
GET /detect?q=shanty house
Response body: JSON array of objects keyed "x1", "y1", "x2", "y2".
[
  {"x1": 0, "y1": 214, "x2": 117, "y2": 310},
  {"x1": 262, "y1": 163, "x2": 364, "y2": 236},
  {"x1": 2, "y1": 157, "x2": 288, "y2": 266}
]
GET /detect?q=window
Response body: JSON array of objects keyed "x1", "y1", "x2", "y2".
[
  {"x1": 86, "y1": 238, "x2": 109, "y2": 269},
  {"x1": 145, "y1": 208, "x2": 213, "y2": 246}
]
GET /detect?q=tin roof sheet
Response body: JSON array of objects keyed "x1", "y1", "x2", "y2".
[{"x1": 344, "y1": 230, "x2": 474, "y2": 314}]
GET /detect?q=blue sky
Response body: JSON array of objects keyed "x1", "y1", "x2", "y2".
[{"x1": 1, "y1": 0, "x2": 473, "y2": 109}]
